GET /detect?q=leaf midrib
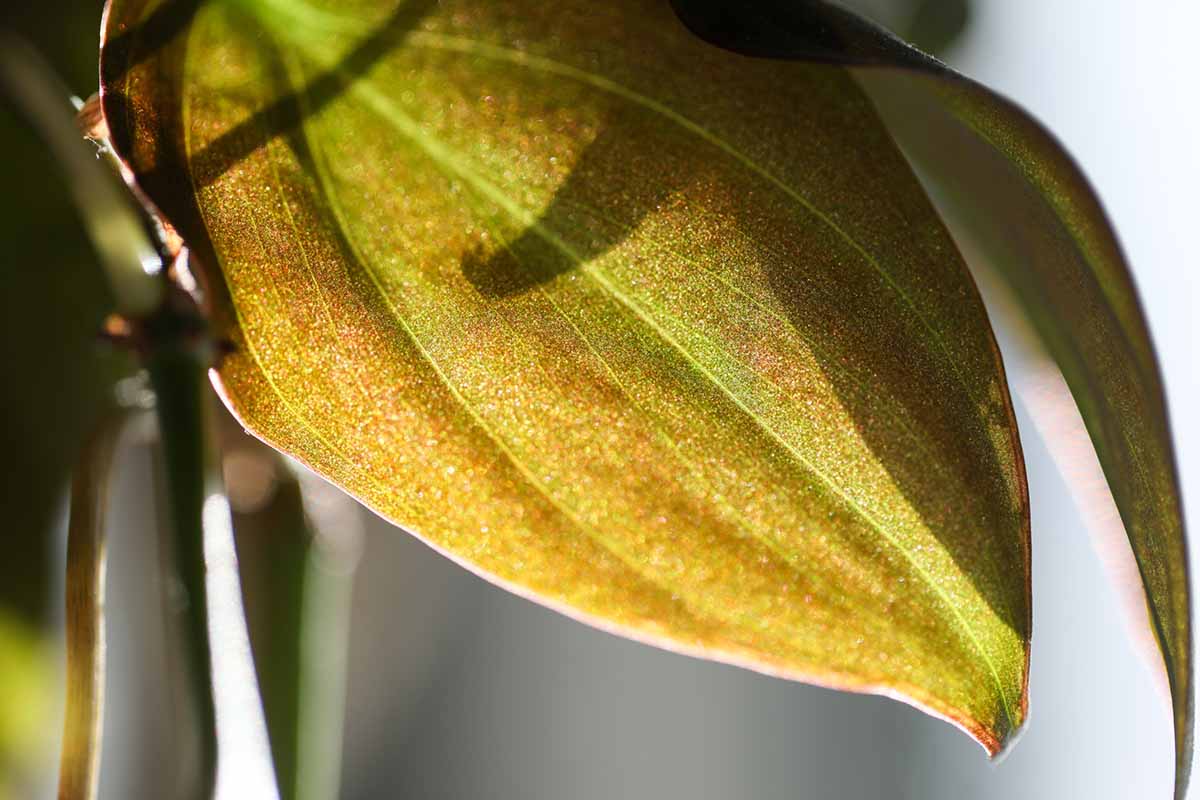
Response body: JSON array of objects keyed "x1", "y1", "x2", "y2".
[{"x1": 309, "y1": 45, "x2": 1019, "y2": 728}]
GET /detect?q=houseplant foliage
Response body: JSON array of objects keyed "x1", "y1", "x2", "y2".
[
  {"x1": 90, "y1": 0, "x2": 1187, "y2": 794},
  {"x1": 666, "y1": 0, "x2": 1193, "y2": 787}
]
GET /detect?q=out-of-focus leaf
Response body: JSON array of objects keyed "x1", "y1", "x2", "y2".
[
  {"x1": 668, "y1": 0, "x2": 1191, "y2": 793},
  {"x1": 0, "y1": 46, "x2": 130, "y2": 625},
  {"x1": 903, "y1": 0, "x2": 970, "y2": 56},
  {"x1": 100, "y1": 0, "x2": 1032, "y2": 752},
  {"x1": 0, "y1": 24, "x2": 132, "y2": 800},
  {"x1": 834, "y1": 0, "x2": 971, "y2": 57},
  {"x1": 0, "y1": 612, "x2": 54, "y2": 800}
]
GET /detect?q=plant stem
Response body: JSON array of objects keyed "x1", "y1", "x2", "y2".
[
  {"x1": 148, "y1": 345, "x2": 218, "y2": 800},
  {"x1": 234, "y1": 473, "x2": 309, "y2": 800},
  {"x1": 58, "y1": 413, "x2": 129, "y2": 800},
  {"x1": 1, "y1": 28, "x2": 282, "y2": 800},
  {"x1": 293, "y1": 469, "x2": 362, "y2": 800}
]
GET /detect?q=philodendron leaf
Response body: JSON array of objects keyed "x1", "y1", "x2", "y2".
[
  {"x1": 668, "y1": 1, "x2": 1193, "y2": 794},
  {"x1": 99, "y1": 0, "x2": 1031, "y2": 752}
]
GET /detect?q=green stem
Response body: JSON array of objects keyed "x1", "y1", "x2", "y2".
[
  {"x1": 148, "y1": 346, "x2": 218, "y2": 800},
  {"x1": 293, "y1": 470, "x2": 361, "y2": 800}
]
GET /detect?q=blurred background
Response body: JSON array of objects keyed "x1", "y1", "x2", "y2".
[{"x1": 1, "y1": 0, "x2": 1195, "y2": 797}]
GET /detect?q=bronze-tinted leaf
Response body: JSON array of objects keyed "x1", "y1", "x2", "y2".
[
  {"x1": 100, "y1": 0, "x2": 1031, "y2": 752},
  {"x1": 669, "y1": 0, "x2": 1191, "y2": 792}
]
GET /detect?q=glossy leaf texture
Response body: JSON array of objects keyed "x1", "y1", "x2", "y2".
[
  {"x1": 669, "y1": 0, "x2": 1193, "y2": 792},
  {"x1": 100, "y1": 0, "x2": 1032, "y2": 752}
]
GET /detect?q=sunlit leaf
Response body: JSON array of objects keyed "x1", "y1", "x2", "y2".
[
  {"x1": 0, "y1": 612, "x2": 54, "y2": 800},
  {"x1": 668, "y1": 0, "x2": 1191, "y2": 793},
  {"x1": 0, "y1": 39, "x2": 130, "y2": 628},
  {"x1": 100, "y1": 0, "x2": 1032, "y2": 752}
]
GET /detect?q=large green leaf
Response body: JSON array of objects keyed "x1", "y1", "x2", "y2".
[
  {"x1": 99, "y1": 0, "x2": 1032, "y2": 752},
  {"x1": 669, "y1": 0, "x2": 1192, "y2": 792}
]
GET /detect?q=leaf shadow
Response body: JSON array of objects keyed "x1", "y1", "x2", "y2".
[
  {"x1": 457, "y1": 80, "x2": 1028, "y2": 650},
  {"x1": 103, "y1": 0, "x2": 437, "y2": 194},
  {"x1": 461, "y1": 109, "x2": 676, "y2": 298},
  {"x1": 102, "y1": 0, "x2": 1027, "y2": 669}
]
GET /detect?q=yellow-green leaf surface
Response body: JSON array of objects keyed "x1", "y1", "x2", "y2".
[
  {"x1": 100, "y1": 0, "x2": 1031, "y2": 752},
  {"x1": 669, "y1": 1, "x2": 1192, "y2": 792}
]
